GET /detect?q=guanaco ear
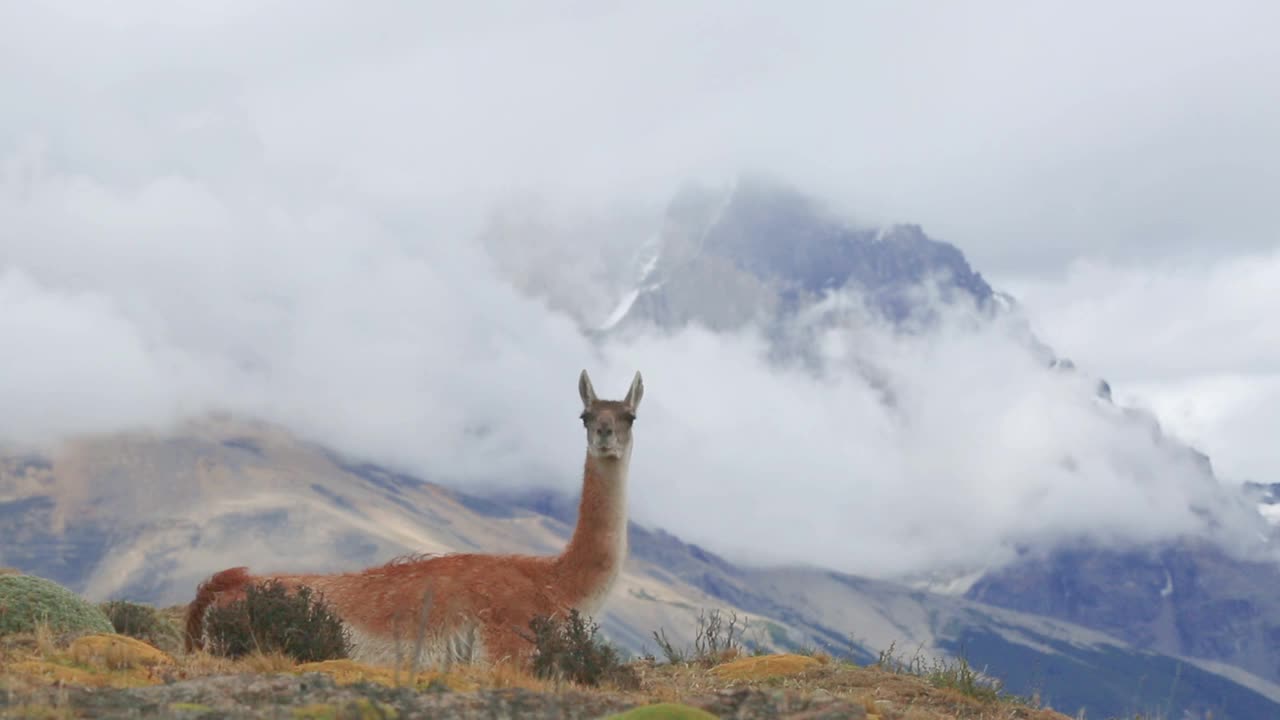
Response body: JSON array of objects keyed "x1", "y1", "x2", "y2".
[
  {"x1": 624, "y1": 371, "x2": 644, "y2": 411},
  {"x1": 579, "y1": 369, "x2": 598, "y2": 408}
]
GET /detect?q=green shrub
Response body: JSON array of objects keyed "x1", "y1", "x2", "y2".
[
  {"x1": 204, "y1": 580, "x2": 351, "y2": 662},
  {"x1": 99, "y1": 600, "x2": 183, "y2": 653},
  {"x1": 0, "y1": 574, "x2": 114, "y2": 637},
  {"x1": 524, "y1": 609, "x2": 639, "y2": 689}
]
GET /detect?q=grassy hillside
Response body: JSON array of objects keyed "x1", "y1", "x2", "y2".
[{"x1": 0, "y1": 591, "x2": 1073, "y2": 720}]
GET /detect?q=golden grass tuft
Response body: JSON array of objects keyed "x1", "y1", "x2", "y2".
[
  {"x1": 452, "y1": 660, "x2": 555, "y2": 692},
  {"x1": 5, "y1": 661, "x2": 100, "y2": 686},
  {"x1": 68, "y1": 633, "x2": 174, "y2": 670},
  {"x1": 709, "y1": 653, "x2": 825, "y2": 681},
  {"x1": 295, "y1": 659, "x2": 429, "y2": 688},
  {"x1": 290, "y1": 657, "x2": 553, "y2": 693}
]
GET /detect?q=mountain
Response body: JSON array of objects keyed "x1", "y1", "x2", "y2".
[
  {"x1": 509, "y1": 175, "x2": 1280, "y2": 700},
  {"x1": 967, "y1": 541, "x2": 1280, "y2": 690},
  {"x1": 598, "y1": 177, "x2": 995, "y2": 336},
  {"x1": 553, "y1": 177, "x2": 1280, "y2": 689},
  {"x1": 3, "y1": 421, "x2": 1280, "y2": 718}
]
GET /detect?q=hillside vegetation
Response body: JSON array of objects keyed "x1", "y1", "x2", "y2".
[{"x1": 0, "y1": 575, "x2": 1075, "y2": 720}]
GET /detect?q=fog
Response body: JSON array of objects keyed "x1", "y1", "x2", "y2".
[{"x1": 3, "y1": 2, "x2": 1277, "y2": 578}]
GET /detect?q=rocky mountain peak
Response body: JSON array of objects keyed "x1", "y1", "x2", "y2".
[{"x1": 608, "y1": 178, "x2": 995, "y2": 334}]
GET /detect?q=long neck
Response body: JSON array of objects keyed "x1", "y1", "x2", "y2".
[{"x1": 553, "y1": 451, "x2": 630, "y2": 611}]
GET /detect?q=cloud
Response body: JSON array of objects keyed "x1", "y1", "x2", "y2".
[
  {"x1": 1008, "y1": 251, "x2": 1280, "y2": 485},
  {"x1": 2, "y1": 151, "x2": 1265, "y2": 578},
  {"x1": 5, "y1": 2, "x2": 1280, "y2": 275},
  {"x1": 609, "y1": 299, "x2": 1267, "y2": 575},
  {"x1": 0, "y1": 268, "x2": 216, "y2": 444},
  {"x1": 1, "y1": 2, "x2": 1275, "y2": 579}
]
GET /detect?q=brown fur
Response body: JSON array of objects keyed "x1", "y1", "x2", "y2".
[
  {"x1": 184, "y1": 566, "x2": 252, "y2": 652},
  {"x1": 186, "y1": 370, "x2": 641, "y2": 667}
]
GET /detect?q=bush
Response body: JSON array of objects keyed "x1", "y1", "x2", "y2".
[
  {"x1": 525, "y1": 609, "x2": 639, "y2": 689},
  {"x1": 0, "y1": 574, "x2": 114, "y2": 637},
  {"x1": 99, "y1": 600, "x2": 183, "y2": 653},
  {"x1": 203, "y1": 580, "x2": 352, "y2": 662}
]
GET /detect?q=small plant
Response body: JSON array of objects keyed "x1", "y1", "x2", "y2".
[
  {"x1": 875, "y1": 641, "x2": 1011, "y2": 703},
  {"x1": 652, "y1": 608, "x2": 747, "y2": 667},
  {"x1": 693, "y1": 608, "x2": 744, "y2": 664},
  {"x1": 651, "y1": 627, "x2": 686, "y2": 665},
  {"x1": 0, "y1": 574, "x2": 114, "y2": 637},
  {"x1": 99, "y1": 600, "x2": 183, "y2": 653},
  {"x1": 203, "y1": 580, "x2": 352, "y2": 662},
  {"x1": 523, "y1": 609, "x2": 639, "y2": 689}
]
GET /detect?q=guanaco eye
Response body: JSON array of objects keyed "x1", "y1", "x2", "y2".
[
  {"x1": 621, "y1": 412, "x2": 636, "y2": 423},
  {"x1": 580, "y1": 411, "x2": 594, "y2": 425}
]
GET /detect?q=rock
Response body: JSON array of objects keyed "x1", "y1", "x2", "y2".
[
  {"x1": 690, "y1": 687, "x2": 868, "y2": 719},
  {"x1": 808, "y1": 689, "x2": 835, "y2": 704}
]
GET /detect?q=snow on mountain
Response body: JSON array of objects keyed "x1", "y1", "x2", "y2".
[
  {"x1": 1241, "y1": 483, "x2": 1280, "y2": 536},
  {"x1": 597, "y1": 234, "x2": 664, "y2": 332}
]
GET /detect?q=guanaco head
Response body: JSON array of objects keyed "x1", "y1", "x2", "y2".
[{"x1": 578, "y1": 369, "x2": 644, "y2": 460}]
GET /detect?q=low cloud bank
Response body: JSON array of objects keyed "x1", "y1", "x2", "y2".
[
  {"x1": 1011, "y1": 254, "x2": 1280, "y2": 487},
  {"x1": 2, "y1": 161, "x2": 1267, "y2": 578}
]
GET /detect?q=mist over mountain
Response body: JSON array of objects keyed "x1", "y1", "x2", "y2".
[
  {"x1": 474, "y1": 177, "x2": 1280, "y2": 689},
  {"x1": 4, "y1": 156, "x2": 1272, "y2": 584},
  {"x1": 482, "y1": 178, "x2": 1272, "y2": 568}
]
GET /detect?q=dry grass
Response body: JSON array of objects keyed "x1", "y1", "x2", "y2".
[
  {"x1": 0, "y1": 627, "x2": 555, "y2": 693},
  {"x1": 31, "y1": 624, "x2": 57, "y2": 658},
  {"x1": 0, "y1": 610, "x2": 1076, "y2": 720},
  {"x1": 67, "y1": 634, "x2": 173, "y2": 671},
  {"x1": 633, "y1": 657, "x2": 1070, "y2": 720}
]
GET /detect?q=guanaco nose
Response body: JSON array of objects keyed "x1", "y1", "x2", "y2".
[{"x1": 596, "y1": 425, "x2": 614, "y2": 439}]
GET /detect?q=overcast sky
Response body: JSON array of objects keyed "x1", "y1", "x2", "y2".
[{"x1": 2, "y1": 2, "x2": 1278, "y2": 576}]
